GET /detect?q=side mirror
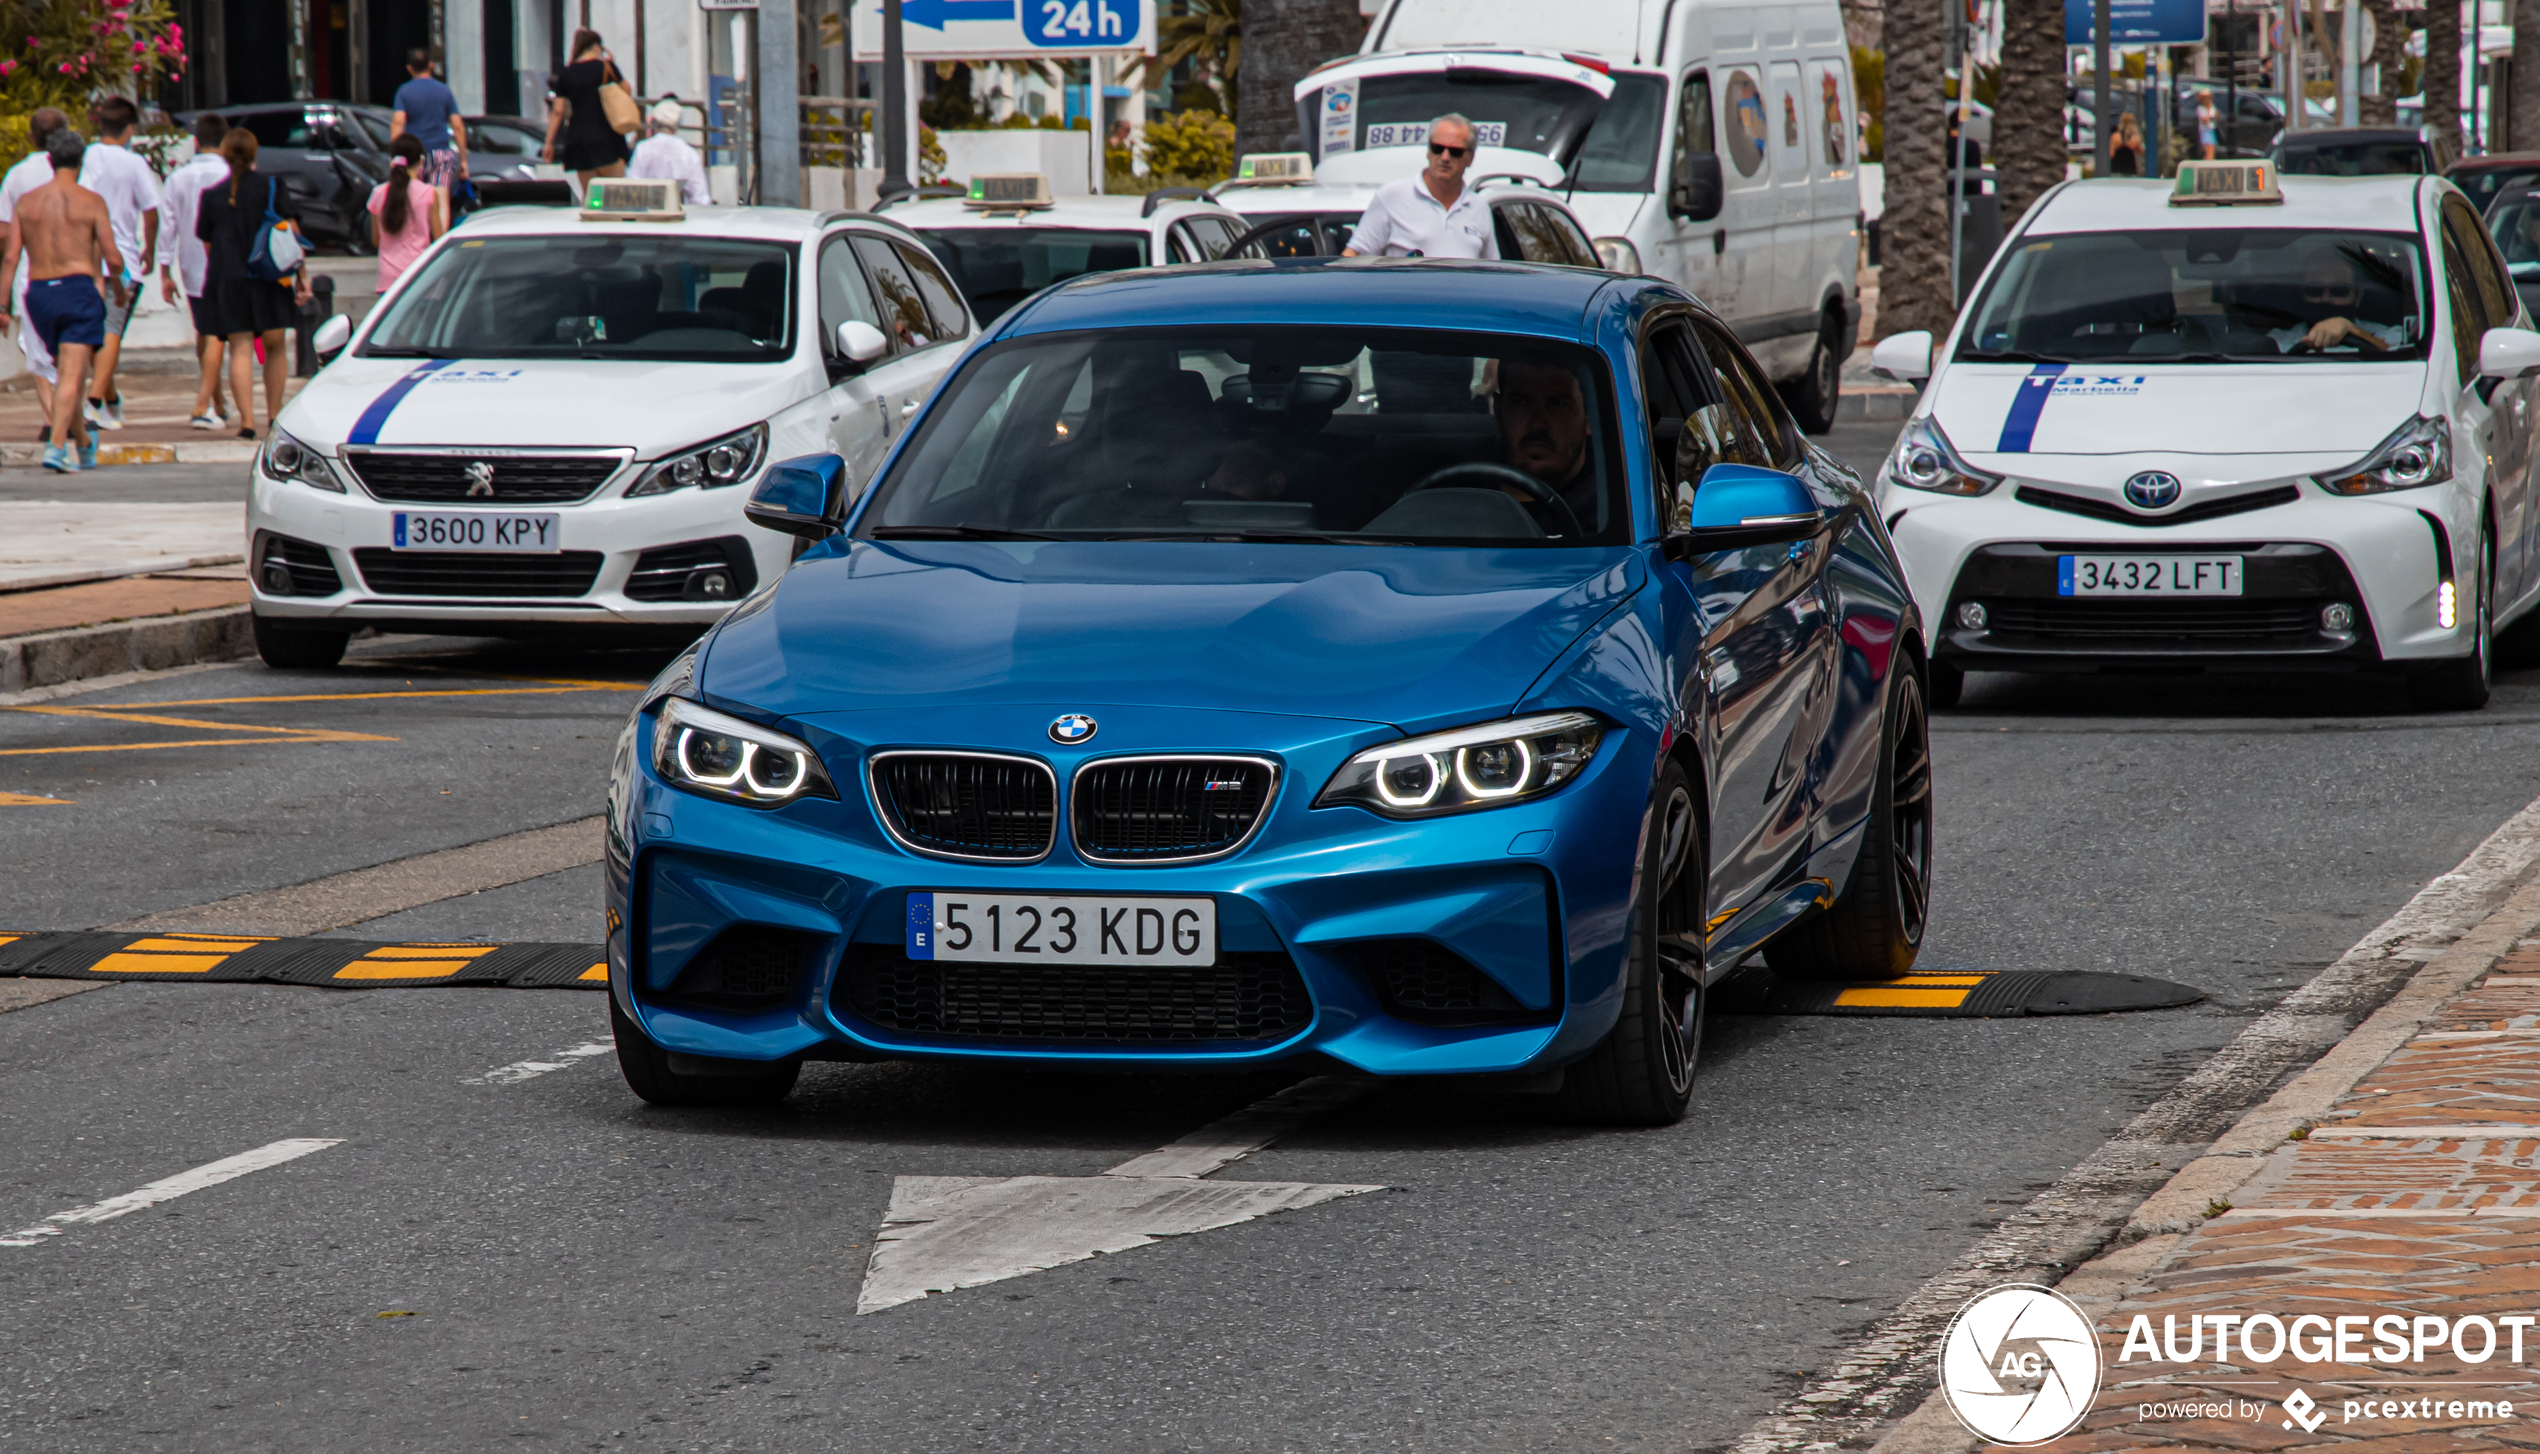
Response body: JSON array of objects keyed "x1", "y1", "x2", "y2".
[
  {"x1": 744, "y1": 452, "x2": 851, "y2": 540},
  {"x1": 1668, "y1": 463, "x2": 1821, "y2": 556},
  {"x1": 1670, "y1": 152, "x2": 1724, "y2": 222},
  {"x1": 310, "y1": 314, "x2": 351, "y2": 361},
  {"x1": 1870, "y1": 330, "x2": 1934, "y2": 383},
  {"x1": 2478, "y1": 327, "x2": 2540, "y2": 381},
  {"x1": 836, "y1": 320, "x2": 889, "y2": 369}
]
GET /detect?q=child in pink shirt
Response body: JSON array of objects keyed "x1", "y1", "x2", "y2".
[{"x1": 367, "y1": 135, "x2": 446, "y2": 292}]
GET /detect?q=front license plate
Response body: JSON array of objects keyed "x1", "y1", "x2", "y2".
[
  {"x1": 905, "y1": 892, "x2": 1216, "y2": 967},
  {"x1": 2057, "y1": 555, "x2": 2243, "y2": 596},
  {"x1": 391, "y1": 511, "x2": 561, "y2": 552}
]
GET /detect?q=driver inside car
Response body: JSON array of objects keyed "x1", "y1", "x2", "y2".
[
  {"x1": 1493, "y1": 354, "x2": 1599, "y2": 534},
  {"x1": 2269, "y1": 247, "x2": 2402, "y2": 354}
]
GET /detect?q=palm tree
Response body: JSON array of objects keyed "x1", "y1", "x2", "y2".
[
  {"x1": 1126, "y1": 0, "x2": 1242, "y2": 113},
  {"x1": 1236, "y1": 0, "x2": 1360, "y2": 157}
]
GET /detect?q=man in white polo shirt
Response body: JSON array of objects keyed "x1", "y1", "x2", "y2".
[{"x1": 1341, "y1": 113, "x2": 1497, "y2": 260}]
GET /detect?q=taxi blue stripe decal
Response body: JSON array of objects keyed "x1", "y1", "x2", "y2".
[
  {"x1": 347, "y1": 359, "x2": 455, "y2": 445},
  {"x1": 1994, "y1": 363, "x2": 2066, "y2": 454}
]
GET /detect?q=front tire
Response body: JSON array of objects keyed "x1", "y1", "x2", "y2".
[
  {"x1": 2410, "y1": 526, "x2": 2493, "y2": 712},
  {"x1": 1766, "y1": 666, "x2": 1933, "y2": 981},
  {"x1": 1780, "y1": 311, "x2": 1845, "y2": 435},
  {"x1": 1562, "y1": 760, "x2": 1707, "y2": 1127},
  {"x1": 252, "y1": 613, "x2": 349, "y2": 669},
  {"x1": 611, "y1": 996, "x2": 801, "y2": 1108}
]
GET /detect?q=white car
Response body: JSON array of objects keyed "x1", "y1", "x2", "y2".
[
  {"x1": 876, "y1": 179, "x2": 1255, "y2": 324},
  {"x1": 1869, "y1": 163, "x2": 2540, "y2": 711},
  {"x1": 1212, "y1": 154, "x2": 1606, "y2": 268},
  {"x1": 246, "y1": 200, "x2": 975, "y2": 666}
]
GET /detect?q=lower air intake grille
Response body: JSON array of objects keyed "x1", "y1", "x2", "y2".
[
  {"x1": 844, "y1": 948, "x2": 1313, "y2": 1044},
  {"x1": 869, "y1": 753, "x2": 1057, "y2": 861},
  {"x1": 1072, "y1": 756, "x2": 1277, "y2": 863},
  {"x1": 1983, "y1": 598, "x2": 2323, "y2": 640},
  {"x1": 625, "y1": 536, "x2": 759, "y2": 602},
  {"x1": 664, "y1": 925, "x2": 815, "y2": 1010},
  {"x1": 1360, "y1": 938, "x2": 1533, "y2": 1024},
  {"x1": 256, "y1": 533, "x2": 341, "y2": 596},
  {"x1": 352, "y1": 548, "x2": 604, "y2": 598}
]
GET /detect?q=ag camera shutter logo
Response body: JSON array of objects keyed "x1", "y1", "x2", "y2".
[{"x1": 1938, "y1": 1284, "x2": 2103, "y2": 1445}]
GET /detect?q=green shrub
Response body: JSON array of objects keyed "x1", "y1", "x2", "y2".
[{"x1": 1140, "y1": 108, "x2": 1234, "y2": 184}]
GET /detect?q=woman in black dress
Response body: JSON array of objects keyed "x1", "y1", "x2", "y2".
[
  {"x1": 195, "y1": 128, "x2": 310, "y2": 441},
  {"x1": 541, "y1": 30, "x2": 632, "y2": 185}
]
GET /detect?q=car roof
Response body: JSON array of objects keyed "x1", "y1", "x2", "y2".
[
  {"x1": 2278, "y1": 127, "x2": 2426, "y2": 145},
  {"x1": 999, "y1": 256, "x2": 1616, "y2": 340},
  {"x1": 446, "y1": 203, "x2": 897, "y2": 243},
  {"x1": 1217, "y1": 180, "x2": 1579, "y2": 216},
  {"x1": 877, "y1": 194, "x2": 1233, "y2": 229},
  {"x1": 2452, "y1": 152, "x2": 2540, "y2": 171},
  {"x1": 2026, "y1": 175, "x2": 2428, "y2": 234}
]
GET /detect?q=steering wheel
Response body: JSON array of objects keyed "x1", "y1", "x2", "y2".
[{"x1": 1404, "y1": 462, "x2": 1587, "y2": 538}]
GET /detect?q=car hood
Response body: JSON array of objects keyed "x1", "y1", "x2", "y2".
[
  {"x1": 281, "y1": 355, "x2": 809, "y2": 456},
  {"x1": 700, "y1": 541, "x2": 1644, "y2": 733},
  {"x1": 1934, "y1": 362, "x2": 2426, "y2": 460}
]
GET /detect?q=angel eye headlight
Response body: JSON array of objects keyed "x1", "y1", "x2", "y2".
[
  {"x1": 1316, "y1": 712, "x2": 1604, "y2": 819},
  {"x1": 650, "y1": 696, "x2": 837, "y2": 807}
]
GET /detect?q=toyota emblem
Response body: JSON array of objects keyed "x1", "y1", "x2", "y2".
[
  {"x1": 1048, "y1": 714, "x2": 1098, "y2": 744},
  {"x1": 464, "y1": 461, "x2": 497, "y2": 498},
  {"x1": 2123, "y1": 471, "x2": 2182, "y2": 509}
]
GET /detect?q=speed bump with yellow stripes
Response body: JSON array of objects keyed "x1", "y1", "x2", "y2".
[
  {"x1": 0, "y1": 931, "x2": 607, "y2": 990},
  {"x1": 1712, "y1": 965, "x2": 2203, "y2": 1017}
]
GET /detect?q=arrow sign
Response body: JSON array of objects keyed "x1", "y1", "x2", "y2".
[{"x1": 901, "y1": 0, "x2": 1016, "y2": 28}]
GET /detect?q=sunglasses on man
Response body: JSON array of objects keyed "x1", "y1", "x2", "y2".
[{"x1": 1428, "y1": 141, "x2": 1470, "y2": 158}]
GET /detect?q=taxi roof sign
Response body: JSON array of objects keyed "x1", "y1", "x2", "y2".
[
  {"x1": 965, "y1": 173, "x2": 1055, "y2": 211},
  {"x1": 581, "y1": 176, "x2": 684, "y2": 221},
  {"x1": 2170, "y1": 159, "x2": 2282, "y2": 206},
  {"x1": 1229, "y1": 153, "x2": 1315, "y2": 186}
]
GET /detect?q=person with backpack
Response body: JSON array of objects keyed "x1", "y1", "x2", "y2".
[
  {"x1": 367, "y1": 134, "x2": 445, "y2": 292},
  {"x1": 195, "y1": 127, "x2": 310, "y2": 441}
]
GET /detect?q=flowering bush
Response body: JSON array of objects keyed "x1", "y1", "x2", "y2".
[{"x1": 0, "y1": 0, "x2": 184, "y2": 171}]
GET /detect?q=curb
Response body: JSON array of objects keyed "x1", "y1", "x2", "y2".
[
  {"x1": 0, "y1": 604, "x2": 253, "y2": 694},
  {"x1": 1838, "y1": 386, "x2": 1915, "y2": 423},
  {"x1": 0, "y1": 441, "x2": 257, "y2": 466}
]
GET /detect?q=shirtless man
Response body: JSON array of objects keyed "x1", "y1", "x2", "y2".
[{"x1": 0, "y1": 129, "x2": 125, "y2": 471}]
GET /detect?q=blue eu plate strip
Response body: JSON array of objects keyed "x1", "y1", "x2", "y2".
[
  {"x1": 393, "y1": 513, "x2": 408, "y2": 548},
  {"x1": 905, "y1": 892, "x2": 935, "y2": 960},
  {"x1": 2057, "y1": 556, "x2": 2075, "y2": 596},
  {"x1": 1994, "y1": 362, "x2": 2066, "y2": 454},
  {"x1": 348, "y1": 359, "x2": 455, "y2": 445}
]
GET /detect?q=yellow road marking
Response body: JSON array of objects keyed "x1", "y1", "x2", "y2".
[
  {"x1": 0, "y1": 791, "x2": 71, "y2": 805},
  {"x1": 1833, "y1": 987, "x2": 1976, "y2": 1009},
  {"x1": 0, "y1": 934, "x2": 20, "y2": 947},
  {"x1": 578, "y1": 962, "x2": 609, "y2": 981},
  {"x1": 0, "y1": 730, "x2": 398, "y2": 758},
  {"x1": 334, "y1": 943, "x2": 499, "y2": 980},
  {"x1": 90, "y1": 951, "x2": 231, "y2": 974},
  {"x1": 0, "y1": 674, "x2": 629, "y2": 762},
  {"x1": 1889, "y1": 974, "x2": 1988, "y2": 986},
  {"x1": 135, "y1": 686, "x2": 633, "y2": 707}
]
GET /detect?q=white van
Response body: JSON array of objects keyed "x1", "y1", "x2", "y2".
[{"x1": 1344, "y1": 0, "x2": 1863, "y2": 430}]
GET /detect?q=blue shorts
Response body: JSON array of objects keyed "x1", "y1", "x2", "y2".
[{"x1": 25, "y1": 276, "x2": 104, "y2": 353}]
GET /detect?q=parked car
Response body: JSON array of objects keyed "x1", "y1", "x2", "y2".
[
  {"x1": 1215, "y1": 161, "x2": 1605, "y2": 271},
  {"x1": 2487, "y1": 181, "x2": 2540, "y2": 320},
  {"x1": 879, "y1": 178, "x2": 1256, "y2": 323},
  {"x1": 2171, "y1": 85, "x2": 2290, "y2": 157},
  {"x1": 178, "y1": 102, "x2": 392, "y2": 250},
  {"x1": 2274, "y1": 125, "x2": 2457, "y2": 177},
  {"x1": 603, "y1": 258, "x2": 1932, "y2": 1125},
  {"x1": 2450, "y1": 152, "x2": 2540, "y2": 215}
]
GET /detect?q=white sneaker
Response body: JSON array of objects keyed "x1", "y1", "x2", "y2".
[
  {"x1": 189, "y1": 411, "x2": 223, "y2": 430},
  {"x1": 99, "y1": 396, "x2": 124, "y2": 430},
  {"x1": 80, "y1": 397, "x2": 101, "y2": 428}
]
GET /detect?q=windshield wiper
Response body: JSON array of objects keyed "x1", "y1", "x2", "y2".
[
  {"x1": 1956, "y1": 348, "x2": 2074, "y2": 364},
  {"x1": 868, "y1": 524, "x2": 1070, "y2": 542}
]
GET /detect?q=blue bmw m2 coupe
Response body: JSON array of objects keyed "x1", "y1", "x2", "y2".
[{"x1": 602, "y1": 259, "x2": 1931, "y2": 1125}]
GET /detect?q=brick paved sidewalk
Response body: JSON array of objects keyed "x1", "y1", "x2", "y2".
[{"x1": 1997, "y1": 944, "x2": 2540, "y2": 1453}]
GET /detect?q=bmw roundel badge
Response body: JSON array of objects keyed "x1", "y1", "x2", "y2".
[
  {"x1": 1048, "y1": 714, "x2": 1098, "y2": 744},
  {"x1": 2123, "y1": 471, "x2": 2183, "y2": 510}
]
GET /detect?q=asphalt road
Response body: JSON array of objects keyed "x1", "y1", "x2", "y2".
[{"x1": 8, "y1": 433, "x2": 2540, "y2": 1451}]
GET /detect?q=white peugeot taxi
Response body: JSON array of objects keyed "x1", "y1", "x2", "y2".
[
  {"x1": 876, "y1": 173, "x2": 1254, "y2": 325},
  {"x1": 246, "y1": 183, "x2": 976, "y2": 667},
  {"x1": 1871, "y1": 161, "x2": 2540, "y2": 711}
]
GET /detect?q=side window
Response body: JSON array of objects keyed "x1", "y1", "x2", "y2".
[
  {"x1": 816, "y1": 235, "x2": 883, "y2": 358},
  {"x1": 2447, "y1": 196, "x2": 2518, "y2": 331},
  {"x1": 892, "y1": 240, "x2": 971, "y2": 344},
  {"x1": 1638, "y1": 319, "x2": 1702, "y2": 513},
  {"x1": 1166, "y1": 223, "x2": 1197, "y2": 265},
  {"x1": 850, "y1": 236, "x2": 937, "y2": 354},
  {"x1": 1668, "y1": 70, "x2": 1714, "y2": 210},
  {"x1": 1192, "y1": 217, "x2": 1238, "y2": 259},
  {"x1": 1503, "y1": 204, "x2": 1556, "y2": 264},
  {"x1": 1544, "y1": 207, "x2": 1598, "y2": 267},
  {"x1": 1689, "y1": 318, "x2": 1790, "y2": 467},
  {"x1": 2439, "y1": 215, "x2": 2490, "y2": 384}
]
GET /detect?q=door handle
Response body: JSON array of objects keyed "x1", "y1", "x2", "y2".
[{"x1": 898, "y1": 399, "x2": 920, "y2": 415}]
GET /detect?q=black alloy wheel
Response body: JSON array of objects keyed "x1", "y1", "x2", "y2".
[
  {"x1": 2410, "y1": 526, "x2": 2493, "y2": 712},
  {"x1": 1765, "y1": 665, "x2": 1933, "y2": 981},
  {"x1": 1562, "y1": 759, "x2": 1707, "y2": 1126},
  {"x1": 1780, "y1": 310, "x2": 1845, "y2": 435},
  {"x1": 611, "y1": 996, "x2": 802, "y2": 1108}
]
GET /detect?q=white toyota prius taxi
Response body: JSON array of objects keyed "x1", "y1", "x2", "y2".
[
  {"x1": 244, "y1": 183, "x2": 976, "y2": 667},
  {"x1": 1871, "y1": 161, "x2": 2540, "y2": 711}
]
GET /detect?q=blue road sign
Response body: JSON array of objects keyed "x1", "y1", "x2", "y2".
[
  {"x1": 901, "y1": 0, "x2": 1016, "y2": 27},
  {"x1": 2064, "y1": 0, "x2": 2207, "y2": 45}
]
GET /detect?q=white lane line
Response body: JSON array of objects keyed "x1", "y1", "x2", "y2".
[
  {"x1": 1101, "y1": 1075, "x2": 1371, "y2": 1179},
  {"x1": 462, "y1": 1041, "x2": 612, "y2": 1086},
  {"x1": 0, "y1": 1138, "x2": 343, "y2": 1247}
]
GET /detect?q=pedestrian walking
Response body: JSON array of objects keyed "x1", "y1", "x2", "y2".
[
  {"x1": 388, "y1": 47, "x2": 469, "y2": 204},
  {"x1": 79, "y1": 96, "x2": 161, "y2": 433},
  {"x1": 1341, "y1": 114, "x2": 1497, "y2": 259},
  {"x1": 2196, "y1": 92, "x2": 2220, "y2": 160},
  {"x1": 626, "y1": 100, "x2": 712, "y2": 206},
  {"x1": 160, "y1": 111, "x2": 235, "y2": 431},
  {"x1": 542, "y1": 30, "x2": 633, "y2": 187},
  {"x1": 2109, "y1": 111, "x2": 2147, "y2": 176},
  {"x1": 0, "y1": 108, "x2": 72, "y2": 438},
  {"x1": 0, "y1": 129, "x2": 126, "y2": 472},
  {"x1": 195, "y1": 128, "x2": 311, "y2": 442},
  {"x1": 368, "y1": 135, "x2": 446, "y2": 293}
]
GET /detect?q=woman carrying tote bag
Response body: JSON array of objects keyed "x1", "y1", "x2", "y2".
[{"x1": 541, "y1": 29, "x2": 633, "y2": 185}]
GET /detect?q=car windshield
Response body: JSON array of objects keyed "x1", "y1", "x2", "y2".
[
  {"x1": 2456, "y1": 165, "x2": 2540, "y2": 212},
  {"x1": 2278, "y1": 140, "x2": 2426, "y2": 176},
  {"x1": 1959, "y1": 229, "x2": 2428, "y2": 363},
  {"x1": 1571, "y1": 72, "x2": 1667, "y2": 192},
  {"x1": 913, "y1": 228, "x2": 1148, "y2": 323},
  {"x1": 1302, "y1": 72, "x2": 1607, "y2": 166},
  {"x1": 358, "y1": 235, "x2": 796, "y2": 362},
  {"x1": 858, "y1": 326, "x2": 1630, "y2": 547}
]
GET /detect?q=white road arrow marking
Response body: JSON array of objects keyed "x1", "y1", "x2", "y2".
[
  {"x1": 855, "y1": 1076, "x2": 1381, "y2": 1314},
  {"x1": 463, "y1": 1041, "x2": 613, "y2": 1085},
  {"x1": 1, "y1": 1137, "x2": 343, "y2": 1247}
]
